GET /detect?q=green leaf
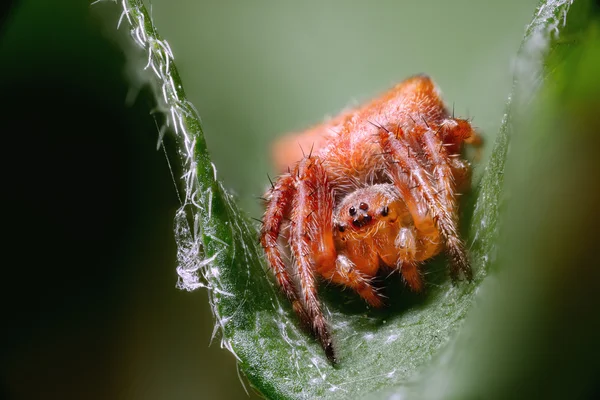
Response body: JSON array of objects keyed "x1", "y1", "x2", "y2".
[{"x1": 114, "y1": 0, "x2": 600, "y2": 398}]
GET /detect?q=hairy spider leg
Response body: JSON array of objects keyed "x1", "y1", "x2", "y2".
[
  {"x1": 439, "y1": 117, "x2": 482, "y2": 192},
  {"x1": 321, "y1": 254, "x2": 385, "y2": 307},
  {"x1": 400, "y1": 261, "x2": 423, "y2": 292},
  {"x1": 378, "y1": 127, "x2": 472, "y2": 282},
  {"x1": 441, "y1": 118, "x2": 482, "y2": 152},
  {"x1": 420, "y1": 127, "x2": 472, "y2": 280},
  {"x1": 289, "y1": 157, "x2": 336, "y2": 363},
  {"x1": 448, "y1": 157, "x2": 472, "y2": 193},
  {"x1": 260, "y1": 174, "x2": 310, "y2": 323},
  {"x1": 298, "y1": 159, "x2": 383, "y2": 309},
  {"x1": 388, "y1": 225, "x2": 424, "y2": 292}
]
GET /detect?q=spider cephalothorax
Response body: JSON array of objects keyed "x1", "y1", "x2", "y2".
[{"x1": 260, "y1": 75, "x2": 481, "y2": 363}]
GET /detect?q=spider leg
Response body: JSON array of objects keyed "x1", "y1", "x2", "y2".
[
  {"x1": 322, "y1": 254, "x2": 384, "y2": 307},
  {"x1": 378, "y1": 128, "x2": 471, "y2": 282},
  {"x1": 449, "y1": 157, "x2": 472, "y2": 194},
  {"x1": 441, "y1": 118, "x2": 482, "y2": 147},
  {"x1": 421, "y1": 129, "x2": 472, "y2": 280},
  {"x1": 394, "y1": 226, "x2": 424, "y2": 292},
  {"x1": 441, "y1": 117, "x2": 483, "y2": 160},
  {"x1": 289, "y1": 157, "x2": 336, "y2": 363},
  {"x1": 400, "y1": 261, "x2": 423, "y2": 292},
  {"x1": 440, "y1": 117, "x2": 481, "y2": 191},
  {"x1": 260, "y1": 174, "x2": 310, "y2": 323}
]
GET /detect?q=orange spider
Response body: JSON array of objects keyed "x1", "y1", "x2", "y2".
[{"x1": 260, "y1": 75, "x2": 481, "y2": 363}]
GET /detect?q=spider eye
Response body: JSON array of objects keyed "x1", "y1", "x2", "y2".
[
  {"x1": 381, "y1": 206, "x2": 389, "y2": 217},
  {"x1": 338, "y1": 225, "x2": 346, "y2": 233},
  {"x1": 359, "y1": 202, "x2": 369, "y2": 211},
  {"x1": 349, "y1": 207, "x2": 356, "y2": 216}
]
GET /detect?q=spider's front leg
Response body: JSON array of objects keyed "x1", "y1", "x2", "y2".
[
  {"x1": 260, "y1": 174, "x2": 309, "y2": 323},
  {"x1": 420, "y1": 127, "x2": 472, "y2": 279},
  {"x1": 289, "y1": 156, "x2": 339, "y2": 362},
  {"x1": 378, "y1": 127, "x2": 472, "y2": 281},
  {"x1": 261, "y1": 157, "x2": 338, "y2": 362},
  {"x1": 320, "y1": 254, "x2": 384, "y2": 308},
  {"x1": 389, "y1": 226, "x2": 424, "y2": 292}
]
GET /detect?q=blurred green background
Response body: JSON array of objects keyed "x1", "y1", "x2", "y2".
[{"x1": 1, "y1": 1, "x2": 538, "y2": 399}]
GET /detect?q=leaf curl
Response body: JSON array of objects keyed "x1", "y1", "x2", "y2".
[{"x1": 111, "y1": 0, "x2": 600, "y2": 398}]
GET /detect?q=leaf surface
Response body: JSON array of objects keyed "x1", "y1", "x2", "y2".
[{"x1": 115, "y1": 0, "x2": 600, "y2": 398}]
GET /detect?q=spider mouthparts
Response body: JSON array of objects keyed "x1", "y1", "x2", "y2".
[{"x1": 352, "y1": 214, "x2": 372, "y2": 228}]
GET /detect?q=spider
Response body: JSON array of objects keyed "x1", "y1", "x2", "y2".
[{"x1": 260, "y1": 75, "x2": 481, "y2": 363}]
